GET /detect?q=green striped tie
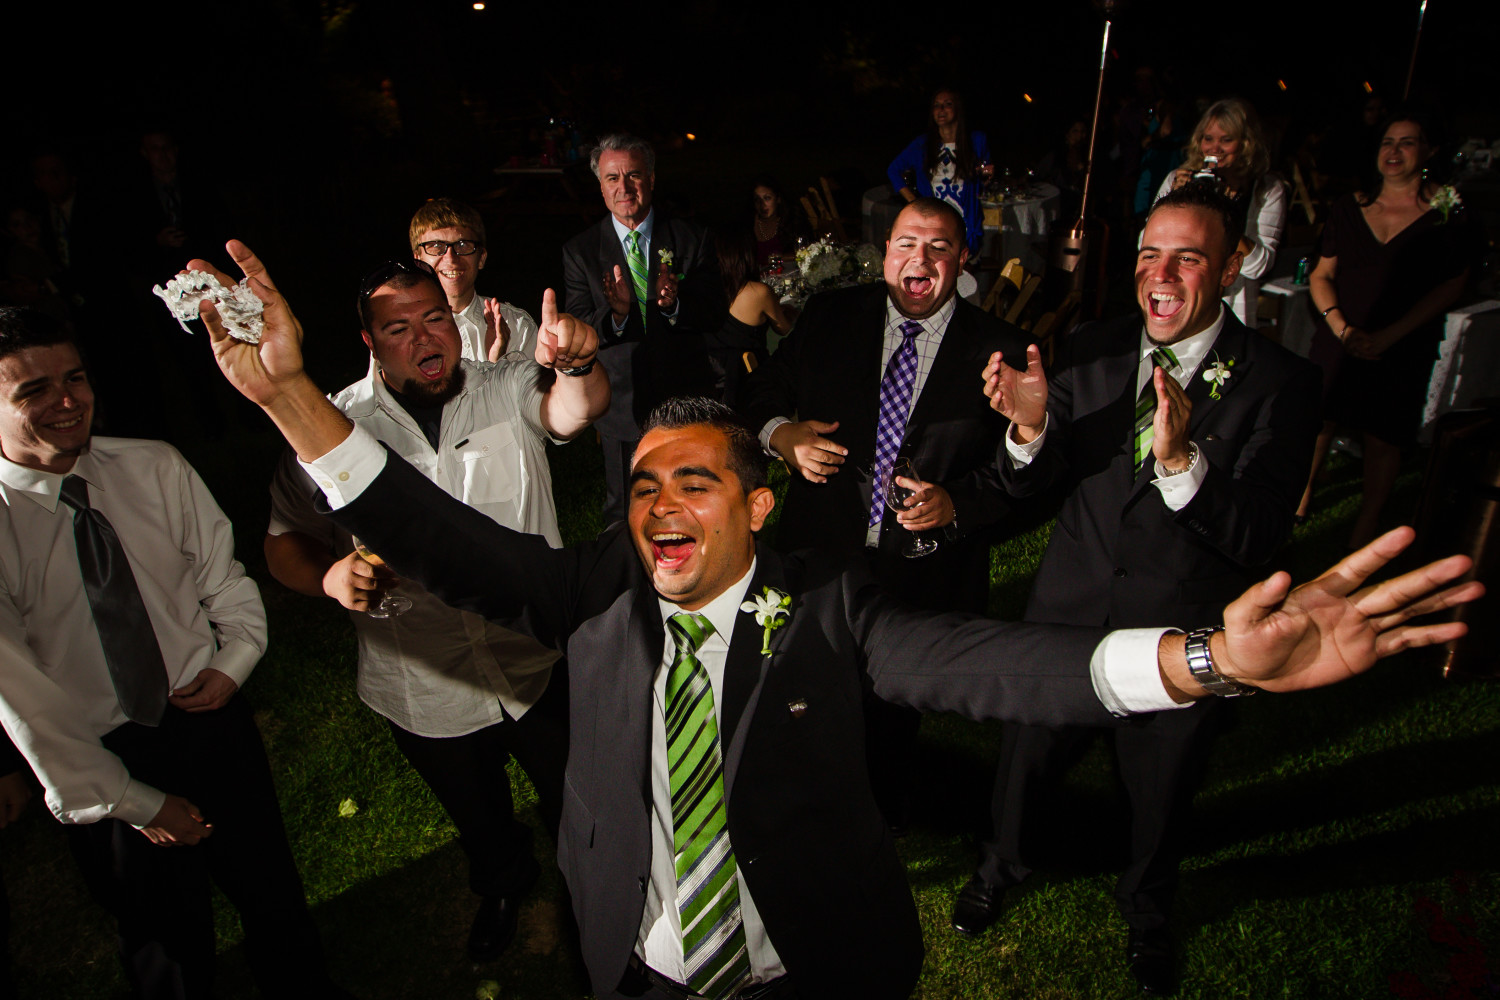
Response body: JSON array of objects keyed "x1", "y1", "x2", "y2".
[
  {"x1": 626, "y1": 230, "x2": 650, "y2": 324},
  {"x1": 1132, "y1": 346, "x2": 1180, "y2": 466},
  {"x1": 665, "y1": 613, "x2": 752, "y2": 999}
]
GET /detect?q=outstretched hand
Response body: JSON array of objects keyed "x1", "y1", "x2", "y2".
[
  {"x1": 189, "y1": 240, "x2": 307, "y2": 408},
  {"x1": 982, "y1": 345, "x2": 1047, "y2": 442},
  {"x1": 535, "y1": 288, "x2": 599, "y2": 370},
  {"x1": 1209, "y1": 527, "x2": 1481, "y2": 694}
]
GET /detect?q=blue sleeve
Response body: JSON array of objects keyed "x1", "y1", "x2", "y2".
[
  {"x1": 887, "y1": 136, "x2": 927, "y2": 192},
  {"x1": 973, "y1": 131, "x2": 990, "y2": 163}
]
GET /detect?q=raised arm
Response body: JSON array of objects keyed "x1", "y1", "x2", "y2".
[{"x1": 533, "y1": 287, "x2": 609, "y2": 439}]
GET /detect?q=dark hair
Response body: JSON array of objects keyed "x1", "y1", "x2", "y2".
[
  {"x1": 923, "y1": 88, "x2": 976, "y2": 184},
  {"x1": 640, "y1": 397, "x2": 768, "y2": 494},
  {"x1": 894, "y1": 197, "x2": 967, "y2": 246},
  {"x1": 715, "y1": 226, "x2": 758, "y2": 302},
  {"x1": 747, "y1": 175, "x2": 791, "y2": 220},
  {"x1": 1148, "y1": 185, "x2": 1242, "y2": 256},
  {"x1": 0, "y1": 307, "x2": 75, "y2": 362},
  {"x1": 356, "y1": 258, "x2": 444, "y2": 331},
  {"x1": 1356, "y1": 104, "x2": 1446, "y2": 206}
]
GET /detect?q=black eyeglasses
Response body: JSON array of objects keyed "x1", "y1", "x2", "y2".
[
  {"x1": 356, "y1": 258, "x2": 438, "y2": 324},
  {"x1": 415, "y1": 239, "x2": 483, "y2": 257}
]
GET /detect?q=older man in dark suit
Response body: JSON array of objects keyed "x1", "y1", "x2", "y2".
[
  {"x1": 962, "y1": 185, "x2": 1323, "y2": 996},
  {"x1": 193, "y1": 239, "x2": 1476, "y2": 1000},
  {"x1": 562, "y1": 134, "x2": 725, "y2": 523},
  {"x1": 740, "y1": 198, "x2": 1031, "y2": 826}
]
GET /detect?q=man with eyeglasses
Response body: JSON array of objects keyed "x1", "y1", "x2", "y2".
[
  {"x1": 410, "y1": 198, "x2": 535, "y2": 363},
  {"x1": 263, "y1": 257, "x2": 607, "y2": 962}
]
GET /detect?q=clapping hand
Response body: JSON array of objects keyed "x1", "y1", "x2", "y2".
[
  {"x1": 981, "y1": 345, "x2": 1047, "y2": 443},
  {"x1": 1150, "y1": 368, "x2": 1193, "y2": 471},
  {"x1": 1194, "y1": 527, "x2": 1481, "y2": 696},
  {"x1": 535, "y1": 288, "x2": 598, "y2": 371},
  {"x1": 604, "y1": 265, "x2": 634, "y2": 324},
  {"x1": 483, "y1": 297, "x2": 512, "y2": 362},
  {"x1": 655, "y1": 262, "x2": 679, "y2": 312}
]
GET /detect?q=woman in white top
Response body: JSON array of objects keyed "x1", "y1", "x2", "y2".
[{"x1": 1155, "y1": 98, "x2": 1288, "y2": 327}]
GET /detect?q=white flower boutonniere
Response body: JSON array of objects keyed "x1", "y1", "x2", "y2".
[
  {"x1": 740, "y1": 586, "x2": 792, "y2": 655},
  {"x1": 657, "y1": 248, "x2": 675, "y2": 269},
  {"x1": 1430, "y1": 185, "x2": 1462, "y2": 224},
  {"x1": 1202, "y1": 353, "x2": 1236, "y2": 401}
]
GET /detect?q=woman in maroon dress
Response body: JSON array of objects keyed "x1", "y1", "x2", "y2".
[{"x1": 1300, "y1": 111, "x2": 1481, "y2": 547}]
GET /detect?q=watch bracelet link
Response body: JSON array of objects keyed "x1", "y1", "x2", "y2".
[{"x1": 1183, "y1": 626, "x2": 1257, "y2": 697}]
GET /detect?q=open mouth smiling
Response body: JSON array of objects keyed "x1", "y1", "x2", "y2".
[
  {"x1": 1148, "y1": 291, "x2": 1184, "y2": 319},
  {"x1": 416, "y1": 353, "x2": 446, "y2": 380},
  {"x1": 649, "y1": 531, "x2": 695, "y2": 570}
]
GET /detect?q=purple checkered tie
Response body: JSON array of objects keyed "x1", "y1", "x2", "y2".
[{"x1": 869, "y1": 320, "x2": 924, "y2": 528}]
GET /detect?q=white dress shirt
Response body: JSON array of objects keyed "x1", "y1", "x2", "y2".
[
  {"x1": 1006, "y1": 306, "x2": 1229, "y2": 510},
  {"x1": 453, "y1": 293, "x2": 539, "y2": 364},
  {"x1": 759, "y1": 293, "x2": 959, "y2": 546},
  {"x1": 0, "y1": 438, "x2": 267, "y2": 827},
  {"x1": 272, "y1": 359, "x2": 562, "y2": 735},
  {"x1": 638, "y1": 562, "x2": 785, "y2": 983}
]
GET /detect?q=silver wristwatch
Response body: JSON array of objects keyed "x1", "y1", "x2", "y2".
[{"x1": 1183, "y1": 626, "x2": 1257, "y2": 697}]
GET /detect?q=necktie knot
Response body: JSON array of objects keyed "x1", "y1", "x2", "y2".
[
  {"x1": 898, "y1": 319, "x2": 923, "y2": 341},
  {"x1": 59, "y1": 474, "x2": 90, "y2": 513},
  {"x1": 668, "y1": 612, "x2": 714, "y2": 658},
  {"x1": 1150, "y1": 346, "x2": 1178, "y2": 372},
  {"x1": 626, "y1": 230, "x2": 640, "y2": 251}
]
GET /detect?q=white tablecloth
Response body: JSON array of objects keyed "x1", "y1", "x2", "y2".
[
  {"x1": 979, "y1": 184, "x2": 1060, "y2": 274},
  {"x1": 1423, "y1": 300, "x2": 1500, "y2": 439},
  {"x1": 1261, "y1": 277, "x2": 1319, "y2": 357}
]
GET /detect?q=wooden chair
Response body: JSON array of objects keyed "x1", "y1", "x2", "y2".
[
  {"x1": 980, "y1": 257, "x2": 1026, "y2": 316},
  {"x1": 1004, "y1": 274, "x2": 1042, "y2": 326},
  {"x1": 742, "y1": 351, "x2": 759, "y2": 374},
  {"x1": 1028, "y1": 290, "x2": 1081, "y2": 368},
  {"x1": 800, "y1": 185, "x2": 848, "y2": 242}
]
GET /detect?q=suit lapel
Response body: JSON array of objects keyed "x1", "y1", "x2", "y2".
[
  {"x1": 622, "y1": 579, "x2": 667, "y2": 803},
  {"x1": 1185, "y1": 315, "x2": 1253, "y2": 438},
  {"x1": 722, "y1": 549, "x2": 790, "y2": 800}
]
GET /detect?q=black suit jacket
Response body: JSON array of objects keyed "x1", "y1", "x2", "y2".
[
  {"x1": 740, "y1": 283, "x2": 1031, "y2": 612},
  {"x1": 561, "y1": 211, "x2": 725, "y2": 438},
  {"x1": 326, "y1": 451, "x2": 1119, "y2": 999},
  {"x1": 1005, "y1": 311, "x2": 1321, "y2": 628}
]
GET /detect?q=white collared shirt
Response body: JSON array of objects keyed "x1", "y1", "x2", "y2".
[
  {"x1": 0, "y1": 438, "x2": 267, "y2": 828},
  {"x1": 453, "y1": 294, "x2": 539, "y2": 364},
  {"x1": 273, "y1": 359, "x2": 562, "y2": 734},
  {"x1": 638, "y1": 561, "x2": 786, "y2": 983},
  {"x1": 1006, "y1": 305, "x2": 1229, "y2": 509}
]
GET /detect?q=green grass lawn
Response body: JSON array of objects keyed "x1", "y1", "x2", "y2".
[{"x1": 5, "y1": 435, "x2": 1496, "y2": 999}]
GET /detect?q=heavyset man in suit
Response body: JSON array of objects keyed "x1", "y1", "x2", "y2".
[
  {"x1": 562, "y1": 134, "x2": 726, "y2": 523},
  {"x1": 961, "y1": 185, "x2": 1323, "y2": 995},
  {"x1": 192, "y1": 238, "x2": 1476, "y2": 1000},
  {"x1": 740, "y1": 198, "x2": 1028, "y2": 826}
]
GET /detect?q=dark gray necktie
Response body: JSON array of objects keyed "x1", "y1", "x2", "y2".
[{"x1": 58, "y1": 475, "x2": 169, "y2": 726}]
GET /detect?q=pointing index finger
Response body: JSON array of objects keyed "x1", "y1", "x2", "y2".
[{"x1": 541, "y1": 288, "x2": 558, "y2": 329}]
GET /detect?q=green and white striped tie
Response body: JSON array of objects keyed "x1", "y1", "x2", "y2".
[
  {"x1": 626, "y1": 230, "x2": 650, "y2": 324},
  {"x1": 665, "y1": 612, "x2": 752, "y2": 999},
  {"x1": 1132, "y1": 346, "x2": 1180, "y2": 466}
]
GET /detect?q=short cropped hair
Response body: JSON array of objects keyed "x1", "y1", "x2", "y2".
[
  {"x1": 1148, "y1": 185, "x2": 1242, "y2": 257},
  {"x1": 355, "y1": 259, "x2": 445, "y2": 332},
  {"x1": 640, "y1": 397, "x2": 768, "y2": 494},
  {"x1": 893, "y1": 197, "x2": 966, "y2": 247},
  {"x1": 590, "y1": 134, "x2": 656, "y2": 177},
  {"x1": 0, "y1": 307, "x2": 75, "y2": 362},
  {"x1": 408, "y1": 198, "x2": 486, "y2": 254}
]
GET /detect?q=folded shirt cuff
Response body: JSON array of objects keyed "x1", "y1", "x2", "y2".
[
  {"x1": 117, "y1": 778, "x2": 168, "y2": 829},
  {"x1": 759, "y1": 417, "x2": 790, "y2": 458},
  {"x1": 1152, "y1": 442, "x2": 1205, "y2": 510},
  {"x1": 205, "y1": 637, "x2": 261, "y2": 690},
  {"x1": 1089, "y1": 627, "x2": 1191, "y2": 715},
  {"x1": 297, "y1": 424, "x2": 388, "y2": 510},
  {"x1": 1004, "y1": 415, "x2": 1048, "y2": 467}
]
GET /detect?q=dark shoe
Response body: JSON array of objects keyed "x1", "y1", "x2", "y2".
[
  {"x1": 1126, "y1": 930, "x2": 1177, "y2": 996},
  {"x1": 950, "y1": 875, "x2": 1005, "y2": 936},
  {"x1": 468, "y1": 860, "x2": 541, "y2": 962}
]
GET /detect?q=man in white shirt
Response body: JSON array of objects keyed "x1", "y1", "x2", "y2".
[
  {"x1": 408, "y1": 197, "x2": 538, "y2": 363},
  {"x1": 0, "y1": 307, "x2": 342, "y2": 999},
  {"x1": 263, "y1": 257, "x2": 607, "y2": 961},
  {"x1": 190, "y1": 238, "x2": 1475, "y2": 1000},
  {"x1": 968, "y1": 185, "x2": 1323, "y2": 995}
]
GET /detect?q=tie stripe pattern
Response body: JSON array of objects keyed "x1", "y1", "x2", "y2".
[
  {"x1": 625, "y1": 230, "x2": 650, "y2": 325},
  {"x1": 665, "y1": 613, "x2": 752, "y2": 999},
  {"x1": 868, "y1": 320, "x2": 924, "y2": 528},
  {"x1": 1132, "y1": 346, "x2": 1180, "y2": 466}
]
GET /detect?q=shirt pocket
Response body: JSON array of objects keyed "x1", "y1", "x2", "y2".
[{"x1": 455, "y1": 421, "x2": 520, "y2": 504}]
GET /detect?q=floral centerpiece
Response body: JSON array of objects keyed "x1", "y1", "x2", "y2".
[{"x1": 765, "y1": 239, "x2": 883, "y2": 308}]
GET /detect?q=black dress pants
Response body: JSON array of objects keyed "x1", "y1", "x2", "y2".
[
  {"x1": 383, "y1": 666, "x2": 568, "y2": 898},
  {"x1": 66, "y1": 694, "x2": 327, "y2": 1000},
  {"x1": 978, "y1": 700, "x2": 1221, "y2": 933}
]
